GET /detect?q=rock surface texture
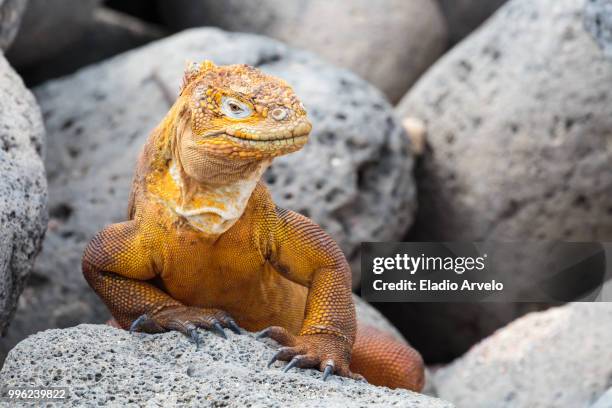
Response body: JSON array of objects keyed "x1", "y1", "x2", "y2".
[
  {"x1": 0, "y1": 0, "x2": 27, "y2": 51},
  {"x1": 438, "y1": 0, "x2": 508, "y2": 44},
  {"x1": 159, "y1": 0, "x2": 448, "y2": 102},
  {"x1": 0, "y1": 54, "x2": 47, "y2": 335},
  {"x1": 6, "y1": 0, "x2": 100, "y2": 67},
  {"x1": 0, "y1": 325, "x2": 453, "y2": 407},
  {"x1": 392, "y1": 0, "x2": 612, "y2": 362},
  {"x1": 398, "y1": 0, "x2": 612, "y2": 242},
  {"x1": 585, "y1": 0, "x2": 612, "y2": 58},
  {"x1": 0, "y1": 28, "x2": 415, "y2": 361},
  {"x1": 434, "y1": 303, "x2": 612, "y2": 408}
]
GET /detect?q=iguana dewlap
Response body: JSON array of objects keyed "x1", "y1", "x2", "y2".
[{"x1": 82, "y1": 61, "x2": 424, "y2": 390}]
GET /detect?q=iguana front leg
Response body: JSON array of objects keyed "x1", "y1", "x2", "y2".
[
  {"x1": 82, "y1": 221, "x2": 241, "y2": 346},
  {"x1": 258, "y1": 208, "x2": 360, "y2": 381}
]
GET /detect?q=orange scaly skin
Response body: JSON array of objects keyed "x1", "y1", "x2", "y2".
[{"x1": 82, "y1": 61, "x2": 424, "y2": 390}]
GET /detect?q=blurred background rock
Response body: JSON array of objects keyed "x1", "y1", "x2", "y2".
[
  {"x1": 0, "y1": 1, "x2": 611, "y2": 406},
  {"x1": 438, "y1": 0, "x2": 508, "y2": 45},
  {"x1": 0, "y1": 0, "x2": 26, "y2": 51},
  {"x1": 158, "y1": 0, "x2": 448, "y2": 103}
]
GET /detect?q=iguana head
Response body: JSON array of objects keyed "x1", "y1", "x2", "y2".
[
  {"x1": 140, "y1": 61, "x2": 312, "y2": 232},
  {"x1": 143, "y1": 61, "x2": 312, "y2": 231},
  {"x1": 175, "y1": 60, "x2": 311, "y2": 165}
]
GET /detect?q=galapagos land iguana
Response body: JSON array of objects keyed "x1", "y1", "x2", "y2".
[{"x1": 82, "y1": 60, "x2": 424, "y2": 390}]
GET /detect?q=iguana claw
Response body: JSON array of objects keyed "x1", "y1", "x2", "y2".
[
  {"x1": 322, "y1": 363, "x2": 334, "y2": 381},
  {"x1": 228, "y1": 319, "x2": 242, "y2": 334},
  {"x1": 267, "y1": 347, "x2": 292, "y2": 368},
  {"x1": 212, "y1": 322, "x2": 227, "y2": 339},
  {"x1": 256, "y1": 329, "x2": 268, "y2": 339},
  {"x1": 282, "y1": 355, "x2": 303, "y2": 373},
  {"x1": 267, "y1": 350, "x2": 281, "y2": 368},
  {"x1": 188, "y1": 326, "x2": 201, "y2": 350},
  {"x1": 129, "y1": 314, "x2": 149, "y2": 334}
]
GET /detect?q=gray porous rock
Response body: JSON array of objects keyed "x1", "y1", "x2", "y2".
[
  {"x1": 434, "y1": 303, "x2": 612, "y2": 408},
  {"x1": 438, "y1": 0, "x2": 508, "y2": 44},
  {"x1": 0, "y1": 54, "x2": 47, "y2": 335},
  {"x1": 6, "y1": 0, "x2": 101, "y2": 68},
  {"x1": 398, "y1": 0, "x2": 612, "y2": 242},
  {"x1": 0, "y1": 325, "x2": 453, "y2": 407},
  {"x1": 391, "y1": 0, "x2": 612, "y2": 362},
  {"x1": 0, "y1": 28, "x2": 415, "y2": 361},
  {"x1": 0, "y1": 0, "x2": 27, "y2": 51},
  {"x1": 585, "y1": 0, "x2": 612, "y2": 58},
  {"x1": 159, "y1": 0, "x2": 448, "y2": 102}
]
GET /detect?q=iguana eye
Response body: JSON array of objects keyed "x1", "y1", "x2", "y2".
[{"x1": 221, "y1": 96, "x2": 252, "y2": 119}]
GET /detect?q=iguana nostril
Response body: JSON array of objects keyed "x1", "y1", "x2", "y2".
[{"x1": 271, "y1": 107, "x2": 288, "y2": 121}]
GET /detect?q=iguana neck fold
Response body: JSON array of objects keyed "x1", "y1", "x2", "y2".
[{"x1": 167, "y1": 157, "x2": 269, "y2": 236}]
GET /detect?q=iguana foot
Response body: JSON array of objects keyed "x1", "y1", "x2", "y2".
[
  {"x1": 128, "y1": 306, "x2": 242, "y2": 348},
  {"x1": 257, "y1": 326, "x2": 362, "y2": 382}
]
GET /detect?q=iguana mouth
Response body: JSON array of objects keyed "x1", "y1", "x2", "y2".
[
  {"x1": 227, "y1": 133, "x2": 308, "y2": 143},
  {"x1": 226, "y1": 134, "x2": 308, "y2": 148},
  {"x1": 200, "y1": 118, "x2": 311, "y2": 144}
]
